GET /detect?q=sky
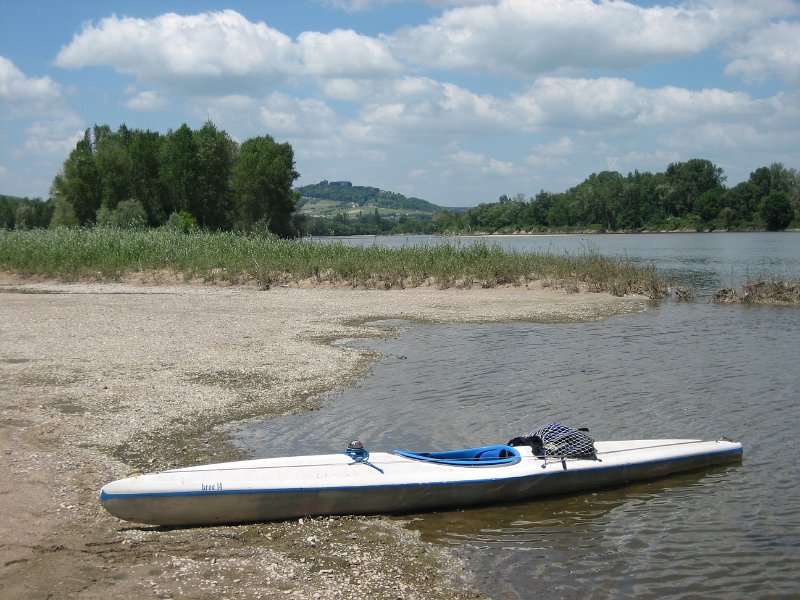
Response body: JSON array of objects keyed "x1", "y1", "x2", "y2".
[{"x1": 1, "y1": 0, "x2": 799, "y2": 207}]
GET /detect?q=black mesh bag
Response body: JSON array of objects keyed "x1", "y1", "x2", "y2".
[{"x1": 508, "y1": 423, "x2": 596, "y2": 459}]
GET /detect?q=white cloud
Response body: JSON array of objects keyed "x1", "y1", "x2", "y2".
[
  {"x1": 0, "y1": 56, "x2": 86, "y2": 198},
  {"x1": 22, "y1": 117, "x2": 84, "y2": 157},
  {"x1": 390, "y1": 0, "x2": 797, "y2": 77},
  {"x1": 637, "y1": 85, "x2": 757, "y2": 125},
  {"x1": 258, "y1": 93, "x2": 340, "y2": 138},
  {"x1": 451, "y1": 149, "x2": 485, "y2": 166},
  {"x1": 1, "y1": 116, "x2": 83, "y2": 198},
  {"x1": 192, "y1": 92, "x2": 341, "y2": 143},
  {"x1": 526, "y1": 136, "x2": 575, "y2": 169},
  {"x1": 37, "y1": 4, "x2": 799, "y2": 204},
  {"x1": 322, "y1": 76, "x2": 510, "y2": 143},
  {"x1": 540, "y1": 136, "x2": 574, "y2": 157},
  {"x1": 194, "y1": 67, "x2": 797, "y2": 197},
  {"x1": 0, "y1": 56, "x2": 83, "y2": 159},
  {"x1": 298, "y1": 29, "x2": 402, "y2": 77},
  {"x1": 447, "y1": 148, "x2": 515, "y2": 177},
  {"x1": 54, "y1": 11, "x2": 297, "y2": 94},
  {"x1": 725, "y1": 20, "x2": 800, "y2": 85},
  {"x1": 511, "y1": 77, "x2": 758, "y2": 130},
  {"x1": 487, "y1": 157, "x2": 514, "y2": 176},
  {"x1": 515, "y1": 78, "x2": 644, "y2": 128},
  {"x1": 316, "y1": 0, "x2": 497, "y2": 11},
  {"x1": 54, "y1": 10, "x2": 405, "y2": 97},
  {"x1": 0, "y1": 56, "x2": 63, "y2": 115},
  {"x1": 125, "y1": 90, "x2": 168, "y2": 111}
]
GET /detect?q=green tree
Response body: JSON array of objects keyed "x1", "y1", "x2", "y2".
[
  {"x1": 231, "y1": 135, "x2": 299, "y2": 237},
  {"x1": 127, "y1": 129, "x2": 166, "y2": 225},
  {"x1": 617, "y1": 170, "x2": 664, "y2": 230},
  {"x1": 13, "y1": 203, "x2": 36, "y2": 229},
  {"x1": 571, "y1": 171, "x2": 623, "y2": 229},
  {"x1": 159, "y1": 124, "x2": 197, "y2": 217},
  {"x1": 166, "y1": 210, "x2": 199, "y2": 233},
  {"x1": 49, "y1": 196, "x2": 80, "y2": 228},
  {"x1": 526, "y1": 191, "x2": 557, "y2": 228},
  {"x1": 664, "y1": 159, "x2": 725, "y2": 217},
  {"x1": 56, "y1": 130, "x2": 101, "y2": 224},
  {"x1": 96, "y1": 198, "x2": 148, "y2": 229},
  {"x1": 694, "y1": 188, "x2": 726, "y2": 225},
  {"x1": 759, "y1": 191, "x2": 793, "y2": 231},
  {"x1": 749, "y1": 166, "x2": 773, "y2": 200},
  {"x1": 433, "y1": 209, "x2": 465, "y2": 232},
  {"x1": 728, "y1": 164, "x2": 798, "y2": 227},
  {"x1": 763, "y1": 163, "x2": 799, "y2": 224},
  {"x1": 547, "y1": 202, "x2": 572, "y2": 228},
  {"x1": 0, "y1": 196, "x2": 16, "y2": 228},
  {"x1": 192, "y1": 121, "x2": 237, "y2": 229},
  {"x1": 94, "y1": 124, "x2": 132, "y2": 212}
]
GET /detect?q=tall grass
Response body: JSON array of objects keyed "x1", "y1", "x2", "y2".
[{"x1": 0, "y1": 228, "x2": 666, "y2": 298}]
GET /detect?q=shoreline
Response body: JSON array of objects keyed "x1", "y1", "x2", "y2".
[
  {"x1": 319, "y1": 227, "x2": 800, "y2": 237},
  {"x1": 0, "y1": 278, "x2": 647, "y2": 599}
]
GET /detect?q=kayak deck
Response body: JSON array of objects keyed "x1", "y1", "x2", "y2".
[{"x1": 99, "y1": 438, "x2": 743, "y2": 526}]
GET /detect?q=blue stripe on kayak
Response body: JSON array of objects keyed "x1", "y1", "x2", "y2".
[{"x1": 100, "y1": 445, "x2": 742, "y2": 502}]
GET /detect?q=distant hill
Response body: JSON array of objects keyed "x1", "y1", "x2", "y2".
[
  {"x1": 295, "y1": 180, "x2": 443, "y2": 218},
  {"x1": 1, "y1": 194, "x2": 32, "y2": 203}
]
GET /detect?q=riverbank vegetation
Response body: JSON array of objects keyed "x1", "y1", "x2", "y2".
[
  {"x1": 1, "y1": 122, "x2": 300, "y2": 236},
  {"x1": 298, "y1": 160, "x2": 800, "y2": 236},
  {"x1": 0, "y1": 228, "x2": 666, "y2": 298},
  {"x1": 712, "y1": 279, "x2": 800, "y2": 305},
  {"x1": 1, "y1": 121, "x2": 797, "y2": 238},
  {"x1": 436, "y1": 160, "x2": 799, "y2": 234}
]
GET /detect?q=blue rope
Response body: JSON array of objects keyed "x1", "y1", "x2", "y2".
[{"x1": 344, "y1": 448, "x2": 384, "y2": 474}]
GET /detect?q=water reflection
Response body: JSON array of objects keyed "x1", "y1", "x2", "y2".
[
  {"x1": 237, "y1": 232, "x2": 800, "y2": 598},
  {"x1": 406, "y1": 466, "x2": 744, "y2": 599},
  {"x1": 236, "y1": 301, "x2": 800, "y2": 598}
]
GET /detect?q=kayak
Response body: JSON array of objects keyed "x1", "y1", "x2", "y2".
[{"x1": 99, "y1": 436, "x2": 742, "y2": 526}]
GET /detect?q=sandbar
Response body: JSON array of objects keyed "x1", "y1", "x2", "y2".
[{"x1": 0, "y1": 279, "x2": 646, "y2": 599}]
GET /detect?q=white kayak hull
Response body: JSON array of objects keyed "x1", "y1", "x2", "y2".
[{"x1": 100, "y1": 439, "x2": 742, "y2": 526}]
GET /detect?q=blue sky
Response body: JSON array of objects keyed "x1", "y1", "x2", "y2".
[{"x1": 1, "y1": 0, "x2": 799, "y2": 207}]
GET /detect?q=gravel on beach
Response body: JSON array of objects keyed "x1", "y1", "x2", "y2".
[{"x1": 0, "y1": 278, "x2": 646, "y2": 599}]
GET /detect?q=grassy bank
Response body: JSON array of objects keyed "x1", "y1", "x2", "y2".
[{"x1": 0, "y1": 228, "x2": 666, "y2": 298}]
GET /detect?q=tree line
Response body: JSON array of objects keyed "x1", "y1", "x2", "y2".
[
  {"x1": 303, "y1": 209, "x2": 439, "y2": 236},
  {"x1": 43, "y1": 121, "x2": 300, "y2": 236},
  {"x1": 297, "y1": 159, "x2": 798, "y2": 236},
  {"x1": 433, "y1": 159, "x2": 799, "y2": 234},
  {"x1": 3, "y1": 144, "x2": 798, "y2": 236}
]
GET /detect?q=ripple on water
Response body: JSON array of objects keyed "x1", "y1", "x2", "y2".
[{"x1": 235, "y1": 301, "x2": 800, "y2": 599}]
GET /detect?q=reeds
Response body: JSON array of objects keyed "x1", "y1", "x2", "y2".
[
  {"x1": 712, "y1": 279, "x2": 800, "y2": 304},
  {"x1": 0, "y1": 228, "x2": 667, "y2": 298}
]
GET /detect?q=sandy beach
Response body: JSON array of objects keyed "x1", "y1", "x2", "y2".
[{"x1": 0, "y1": 277, "x2": 646, "y2": 599}]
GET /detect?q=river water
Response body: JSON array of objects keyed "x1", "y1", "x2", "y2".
[{"x1": 236, "y1": 232, "x2": 800, "y2": 599}]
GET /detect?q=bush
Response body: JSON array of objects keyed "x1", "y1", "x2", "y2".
[
  {"x1": 166, "y1": 211, "x2": 199, "y2": 234},
  {"x1": 97, "y1": 199, "x2": 148, "y2": 229},
  {"x1": 759, "y1": 191, "x2": 793, "y2": 231},
  {"x1": 49, "y1": 197, "x2": 80, "y2": 228}
]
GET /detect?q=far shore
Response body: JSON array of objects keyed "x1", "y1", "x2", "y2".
[
  {"x1": 377, "y1": 228, "x2": 800, "y2": 236},
  {"x1": 0, "y1": 278, "x2": 647, "y2": 599}
]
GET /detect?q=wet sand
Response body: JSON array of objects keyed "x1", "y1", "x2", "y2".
[{"x1": 0, "y1": 278, "x2": 646, "y2": 599}]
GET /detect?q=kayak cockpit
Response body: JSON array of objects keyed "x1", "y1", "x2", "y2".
[{"x1": 393, "y1": 445, "x2": 521, "y2": 466}]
